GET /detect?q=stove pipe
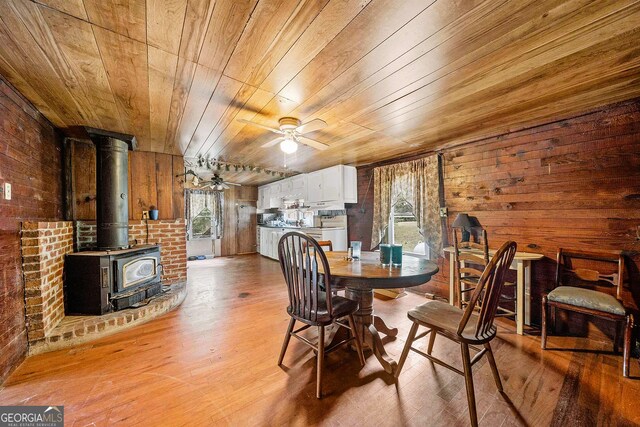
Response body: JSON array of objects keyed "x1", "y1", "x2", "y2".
[{"x1": 84, "y1": 128, "x2": 137, "y2": 250}]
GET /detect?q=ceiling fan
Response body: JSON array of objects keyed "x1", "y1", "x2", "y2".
[
  {"x1": 198, "y1": 174, "x2": 241, "y2": 191},
  {"x1": 238, "y1": 117, "x2": 329, "y2": 153}
]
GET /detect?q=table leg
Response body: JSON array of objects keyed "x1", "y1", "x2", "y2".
[
  {"x1": 449, "y1": 255, "x2": 456, "y2": 306},
  {"x1": 373, "y1": 315, "x2": 398, "y2": 337},
  {"x1": 345, "y1": 287, "x2": 398, "y2": 374},
  {"x1": 516, "y1": 261, "x2": 525, "y2": 335},
  {"x1": 524, "y1": 260, "x2": 532, "y2": 327}
]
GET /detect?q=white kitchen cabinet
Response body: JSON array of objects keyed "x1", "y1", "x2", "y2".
[
  {"x1": 306, "y1": 171, "x2": 323, "y2": 202},
  {"x1": 260, "y1": 226, "x2": 347, "y2": 259},
  {"x1": 342, "y1": 165, "x2": 357, "y2": 203},
  {"x1": 258, "y1": 164, "x2": 356, "y2": 208},
  {"x1": 280, "y1": 178, "x2": 292, "y2": 196},
  {"x1": 289, "y1": 174, "x2": 307, "y2": 199},
  {"x1": 306, "y1": 165, "x2": 357, "y2": 204}
]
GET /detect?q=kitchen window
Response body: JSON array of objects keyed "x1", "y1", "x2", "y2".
[{"x1": 387, "y1": 198, "x2": 430, "y2": 258}]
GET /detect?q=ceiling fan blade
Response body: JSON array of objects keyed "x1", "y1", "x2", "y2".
[
  {"x1": 261, "y1": 137, "x2": 284, "y2": 148},
  {"x1": 296, "y1": 135, "x2": 329, "y2": 151},
  {"x1": 226, "y1": 182, "x2": 242, "y2": 186},
  {"x1": 238, "y1": 119, "x2": 283, "y2": 134},
  {"x1": 296, "y1": 118, "x2": 327, "y2": 134}
]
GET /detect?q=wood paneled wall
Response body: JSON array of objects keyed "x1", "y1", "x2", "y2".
[
  {"x1": 0, "y1": 76, "x2": 63, "y2": 382},
  {"x1": 348, "y1": 98, "x2": 640, "y2": 326},
  {"x1": 219, "y1": 185, "x2": 258, "y2": 256},
  {"x1": 68, "y1": 142, "x2": 185, "y2": 220}
]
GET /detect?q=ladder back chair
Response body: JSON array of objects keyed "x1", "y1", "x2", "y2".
[
  {"x1": 277, "y1": 232, "x2": 365, "y2": 398},
  {"x1": 541, "y1": 248, "x2": 634, "y2": 377},
  {"x1": 396, "y1": 241, "x2": 518, "y2": 427},
  {"x1": 453, "y1": 228, "x2": 516, "y2": 317},
  {"x1": 453, "y1": 228, "x2": 489, "y2": 308}
]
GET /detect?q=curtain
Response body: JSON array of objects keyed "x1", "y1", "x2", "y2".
[
  {"x1": 370, "y1": 155, "x2": 442, "y2": 260},
  {"x1": 186, "y1": 189, "x2": 224, "y2": 239},
  {"x1": 211, "y1": 191, "x2": 224, "y2": 238}
]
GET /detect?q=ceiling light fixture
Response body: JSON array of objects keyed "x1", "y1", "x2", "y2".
[{"x1": 280, "y1": 135, "x2": 298, "y2": 154}]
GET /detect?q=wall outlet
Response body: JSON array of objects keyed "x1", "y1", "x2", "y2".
[
  {"x1": 439, "y1": 207, "x2": 448, "y2": 217},
  {"x1": 142, "y1": 210, "x2": 149, "y2": 219},
  {"x1": 3, "y1": 183, "x2": 11, "y2": 200}
]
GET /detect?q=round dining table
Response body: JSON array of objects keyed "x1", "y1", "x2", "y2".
[{"x1": 324, "y1": 251, "x2": 439, "y2": 373}]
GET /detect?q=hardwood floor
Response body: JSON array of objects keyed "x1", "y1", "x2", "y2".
[{"x1": 0, "y1": 255, "x2": 638, "y2": 426}]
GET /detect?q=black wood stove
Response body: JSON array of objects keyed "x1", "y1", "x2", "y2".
[{"x1": 64, "y1": 128, "x2": 162, "y2": 315}]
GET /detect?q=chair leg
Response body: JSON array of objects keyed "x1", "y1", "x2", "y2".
[
  {"x1": 484, "y1": 342, "x2": 503, "y2": 392},
  {"x1": 427, "y1": 329, "x2": 437, "y2": 355},
  {"x1": 623, "y1": 314, "x2": 633, "y2": 378},
  {"x1": 316, "y1": 326, "x2": 325, "y2": 398},
  {"x1": 347, "y1": 314, "x2": 366, "y2": 366},
  {"x1": 278, "y1": 317, "x2": 296, "y2": 365},
  {"x1": 395, "y1": 322, "x2": 419, "y2": 379},
  {"x1": 461, "y1": 343, "x2": 478, "y2": 427},
  {"x1": 541, "y1": 296, "x2": 548, "y2": 349}
]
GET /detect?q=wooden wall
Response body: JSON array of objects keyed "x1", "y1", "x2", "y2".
[
  {"x1": 348, "y1": 98, "x2": 640, "y2": 327},
  {"x1": 0, "y1": 76, "x2": 63, "y2": 382},
  {"x1": 68, "y1": 141, "x2": 184, "y2": 220},
  {"x1": 219, "y1": 185, "x2": 258, "y2": 256}
]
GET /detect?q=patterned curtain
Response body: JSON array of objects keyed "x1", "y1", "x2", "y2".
[
  {"x1": 410, "y1": 156, "x2": 442, "y2": 259},
  {"x1": 370, "y1": 155, "x2": 442, "y2": 259},
  {"x1": 211, "y1": 191, "x2": 224, "y2": 238},
  {"x1": 186, "y1": 189, "x2": 225, "y2": 239}
]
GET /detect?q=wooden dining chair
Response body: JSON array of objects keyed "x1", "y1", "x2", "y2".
[
  {"x1": 453, "y1": 228, "x2": 516, "y2": 317},
  {"x1": 541, "y1": 248, "x2": 634, "y2": 377},
  {"x1": 316, "y1": 240, "x2": 333, "y2": 251},
  {"x1": 453, "y1": 228, "x2": 489, "y2": 308},
  {"x1": 396, "y1": 241, "x2": 518, "y2": 427},
  {"x1": 277, "y1": 231, "x2": 365, "y2": 398},
  {"x1": 303, "y1": 239, "x2": 337, "y2": 293}
]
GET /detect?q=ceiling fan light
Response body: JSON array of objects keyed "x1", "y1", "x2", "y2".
[
  {"x1": 192, "y1": 175, "x2": 199, "y2": 186},
  {"x1": 280, "y1": 138, "x2": 298, "y2": 154}
]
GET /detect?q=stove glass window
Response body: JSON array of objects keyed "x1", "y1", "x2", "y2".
[{"x1": 123, "y1": 257, "x2": 157, "y2": 288}]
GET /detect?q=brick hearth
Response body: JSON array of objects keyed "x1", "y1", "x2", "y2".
[{"x1": 20, "y1": 219, "x2": 187, "y2": 352}]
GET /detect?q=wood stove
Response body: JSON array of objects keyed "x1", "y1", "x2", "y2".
[
  {"x1": 64, "y1": 128, "x2": 163, "y2": 314},
  {"x1": 65, "y1": 245, "x2": 162, "y2": 314}
]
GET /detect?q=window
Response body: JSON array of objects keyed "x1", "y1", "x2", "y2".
[
  {"x1": 191, "y1": 205, "x2": 213, "y2": 239},
  {"x1": 187, "y1": 190, "x2": 223, "y2": 240},
  {"x1": 387, "y1": 198, "x2": 429, "y2": 257}
]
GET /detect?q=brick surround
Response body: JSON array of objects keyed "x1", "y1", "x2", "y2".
[
  {"x1": 21, "y1": 222, "x2": 74, "y2": 344},
  {"x1": 75, "y1": 219, "x2": 187, "y2": 283},
  {"x1": 20, "y1": 219, "x2": 186, "y2": 348}
]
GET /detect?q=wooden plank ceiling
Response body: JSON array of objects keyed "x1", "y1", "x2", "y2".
[{"x1": 1, "y1": 0, "x2": 639, "y2": 184}]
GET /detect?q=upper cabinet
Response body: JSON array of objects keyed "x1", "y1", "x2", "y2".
[
  {"x1": 258, "y1": 165, "x2": 357, "y2": 210},
  {"x1": 305, "y1": 165, "x2": 357, "y2": 204},
  {"x1": 289, "y1": 174, "x2": 307, "y2": 199},
  {"x1": 258, "y1": 165, "x2": 358, "y2": 209}
]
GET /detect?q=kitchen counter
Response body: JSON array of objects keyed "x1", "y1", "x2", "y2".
[
  {"x1": 258, "y1": 225, "x2": 345, "y2": 230},
  {"x1": 258, "y1": 226, "x2": 348, "y2": 258}
]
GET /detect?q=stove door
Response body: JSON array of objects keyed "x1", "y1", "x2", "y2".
[{"x1": 114, "y1": 251, "x2": 161, "y2": 293}]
